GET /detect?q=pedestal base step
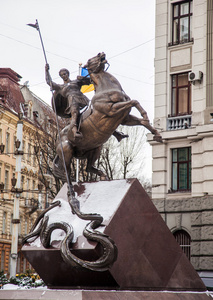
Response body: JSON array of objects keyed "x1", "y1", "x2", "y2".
[{"x1": 0, "y1": 289, "x2": 211, "y2": 300}]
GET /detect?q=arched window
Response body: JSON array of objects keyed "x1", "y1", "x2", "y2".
[{"x1": 174, "y1": 229, "x2": 191, "y2": 260}]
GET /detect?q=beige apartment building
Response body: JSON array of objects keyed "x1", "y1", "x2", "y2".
[
  {"x1": 0, "y1": 68, "x2": 56, "y2": 274},
  {"x1": 148, "y1": 0, "x2": 213, "y2": 287}
]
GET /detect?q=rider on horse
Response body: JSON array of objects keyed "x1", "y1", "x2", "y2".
[
  {"x1": 45, "y1": 64, "x2": 90, "y2": 140},
  {"x1": 45, "y1": 63, "x2": 128, "y2": 142}
]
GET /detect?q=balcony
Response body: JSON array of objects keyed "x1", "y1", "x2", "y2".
[{"x1": 167, "y1": 115, "x2": 192, "y2": 131}]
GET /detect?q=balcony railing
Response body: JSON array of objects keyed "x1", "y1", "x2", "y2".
[{"x1": 167, "y1": 115, "x2": 192, "y2": 131}]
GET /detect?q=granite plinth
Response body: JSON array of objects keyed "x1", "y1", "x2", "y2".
[
  {"x1": 0, "y1": 290, "x2": 211, "y2": 300},
  {"x1": 22, "y1": 179, "x2": 206, "y2": 291}
]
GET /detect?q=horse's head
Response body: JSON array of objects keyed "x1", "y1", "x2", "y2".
[{"x1": 83, "y1": 52, "x2": 107, "y2": 74}]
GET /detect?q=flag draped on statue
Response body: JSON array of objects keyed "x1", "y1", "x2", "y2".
[
  {"x1": 81, "y1": 67, "x2": 89, "y2": 77},
  {"x1": 80, "y1": 67, "x2": 94, "y2": 93}
]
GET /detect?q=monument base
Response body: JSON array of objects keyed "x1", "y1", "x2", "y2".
[
  {"x1": 22, "y1": 179, "x2": 206, "y2": 291},
  {"x1": 0, "y1": 289, "x2": 211, "y2": 300}
]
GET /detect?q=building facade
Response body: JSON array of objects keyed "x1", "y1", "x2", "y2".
[
  {"x1": 0, "y1": 68, "x2": 56, "y2": 275},
  {"x1": 148, "y1": 0, "x2": 213, "y2": 285}
]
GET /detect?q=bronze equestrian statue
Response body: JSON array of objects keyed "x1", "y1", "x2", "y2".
[
  {"x1": 51, "y1": 52, "x2": 162, "y2": 182},
  {"x1": 23, "y1": 53, "x2": 162, "y2": 273}
]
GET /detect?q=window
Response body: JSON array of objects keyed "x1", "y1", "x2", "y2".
[
  {"x1": 13, "y1": 135, "x2": 17, "y2": 153},
  {"x1": 22, "y1": 140, "x2": 25, "y2": 161},
  {"x1": 5, "y1": 132, "x2": 10, "y2": 154},
  {"x1": 19, "y1": 216, "x2": 22, "y2": 235},
  {"x1": 30, "y1": 218, "x2": 33, "y2": 231},
  {"x1": 32, "y1": 180, "x2": 36, "y2": 198},
  {"x1": 26, "y1": 178, "x2": 30, "y2": 205},
  {"x1": 171, "y1": 73, "x2": 191, "y2": 116},
  {"x1": 10, "y1": 213, "x2": 13, "y2": 234},
  {"x1": 174, "y1": 230, "x2": 191, "y2": 260},
  {"x1": 32, "y1": 180, "x2": 35, "y2": 190},
  {"x1": 0, "y1": 129, "x2": 2, "y2": 144},
  {"x1": 33, "y1": 151, "x2": 36, "y2": 167},
  {"x1": 25, "y1": 219, "x2": 28, "y2": 234},
  {"x1": 4, "y1": 170, "x2": 9, "y2": 190},
  {"x1": 21, "y1": 175, "x2": 25, "y2": 190},
  {"x1": 172, "y1": 147, "x2": 191, "y2": 191},
  {"x1": 1, "y1": 250, "x2": 5, "y2": 271},
  {"x1": 27, "y1": 143, "x2": 31, "y2": 163},
  {"x1": 17, "y1": 253, "x2": 21, "y2": 273},
  {"x1": 171, "y1": 0, "x2": 193, "y2": 45},
  {"x1": 2, "y1": 211, "x2": 7, "y2": 233}
]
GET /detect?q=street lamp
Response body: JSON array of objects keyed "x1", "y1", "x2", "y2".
[
  {"x1": 10, "y1": 112, "x2": 24, "y2": 277},
  {"x1": 15, "y1": 139, "x2": 21, "y2": 150},
  {"x1": 11, "y1": 176, "x2": 17, "y2": 189},
  {"x1": 0, "y1": 138, "x2": 23, "y2": 156}
]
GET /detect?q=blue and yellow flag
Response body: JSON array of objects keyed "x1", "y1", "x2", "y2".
[
  {"x1": 80, "y1": 67, "x2": 94, "y2": 93},
  {"x1": 81, "y1": 67, "x2": 89, "y2": 77}
]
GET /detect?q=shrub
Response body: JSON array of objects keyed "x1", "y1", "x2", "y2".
[{"x1": 0, "y1": 270, "x2": 45, "y2": 289}]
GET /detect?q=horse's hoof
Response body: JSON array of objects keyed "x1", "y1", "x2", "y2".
[
  {"x1": 117, "y1": 133, "x2": 129, "y2": 142},
  {"x1": 154, "y1": 135, "x2": 163, "y2": 143}
]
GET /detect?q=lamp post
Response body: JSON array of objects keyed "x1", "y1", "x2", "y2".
[{"x1": 10, "y1": 112, "x2": 23, "y2": 277}]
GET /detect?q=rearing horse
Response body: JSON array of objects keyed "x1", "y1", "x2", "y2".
[{"x1": 53, "y1": 52, "x2": 162, "y2": 181}]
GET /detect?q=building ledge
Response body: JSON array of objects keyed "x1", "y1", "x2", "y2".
[
  {"x1": 148, "y1": 123, "x2": 213, "y2": 144},
  {"x1": 168, "y1": 38, "x2": 194, "y2": 49}
]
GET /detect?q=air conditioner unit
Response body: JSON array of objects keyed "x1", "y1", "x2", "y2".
[{"x1": 188, "y1": 71, "x2": 203, "y2": 82}]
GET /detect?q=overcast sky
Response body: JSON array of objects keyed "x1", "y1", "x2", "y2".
[{"x1": 0, "y1": 0, "x2": 155, "y2": 179}]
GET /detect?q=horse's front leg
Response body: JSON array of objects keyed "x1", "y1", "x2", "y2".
[{"x1": 122, "y1": 114, "x2": 162, "y2": 143}]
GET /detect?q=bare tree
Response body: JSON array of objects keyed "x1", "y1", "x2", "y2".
[
  {"x1": 34, "y1": 119, "x2": 63, "y2": 200},
  {"x1": 99, "y1": 125, "x2": 149, "y2": 182},
  {"x1": 98, "y1": 139, "x2": 120, "y2": 180}
]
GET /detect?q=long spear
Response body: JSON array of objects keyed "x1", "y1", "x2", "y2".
[
  {"x1": 27, "y1": 19, "x2": 79, "y2": 210},
  {"x1": 27, "y1": 19, "x2": 48, "y2": 64}
]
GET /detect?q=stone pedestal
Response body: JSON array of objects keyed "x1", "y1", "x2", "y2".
[
  {"x1": 22, "y1": 179, "x2": 206, "y2": 291},
  {"x1": 0, "y1": 290, "x2": 211, "y2": 300}
]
